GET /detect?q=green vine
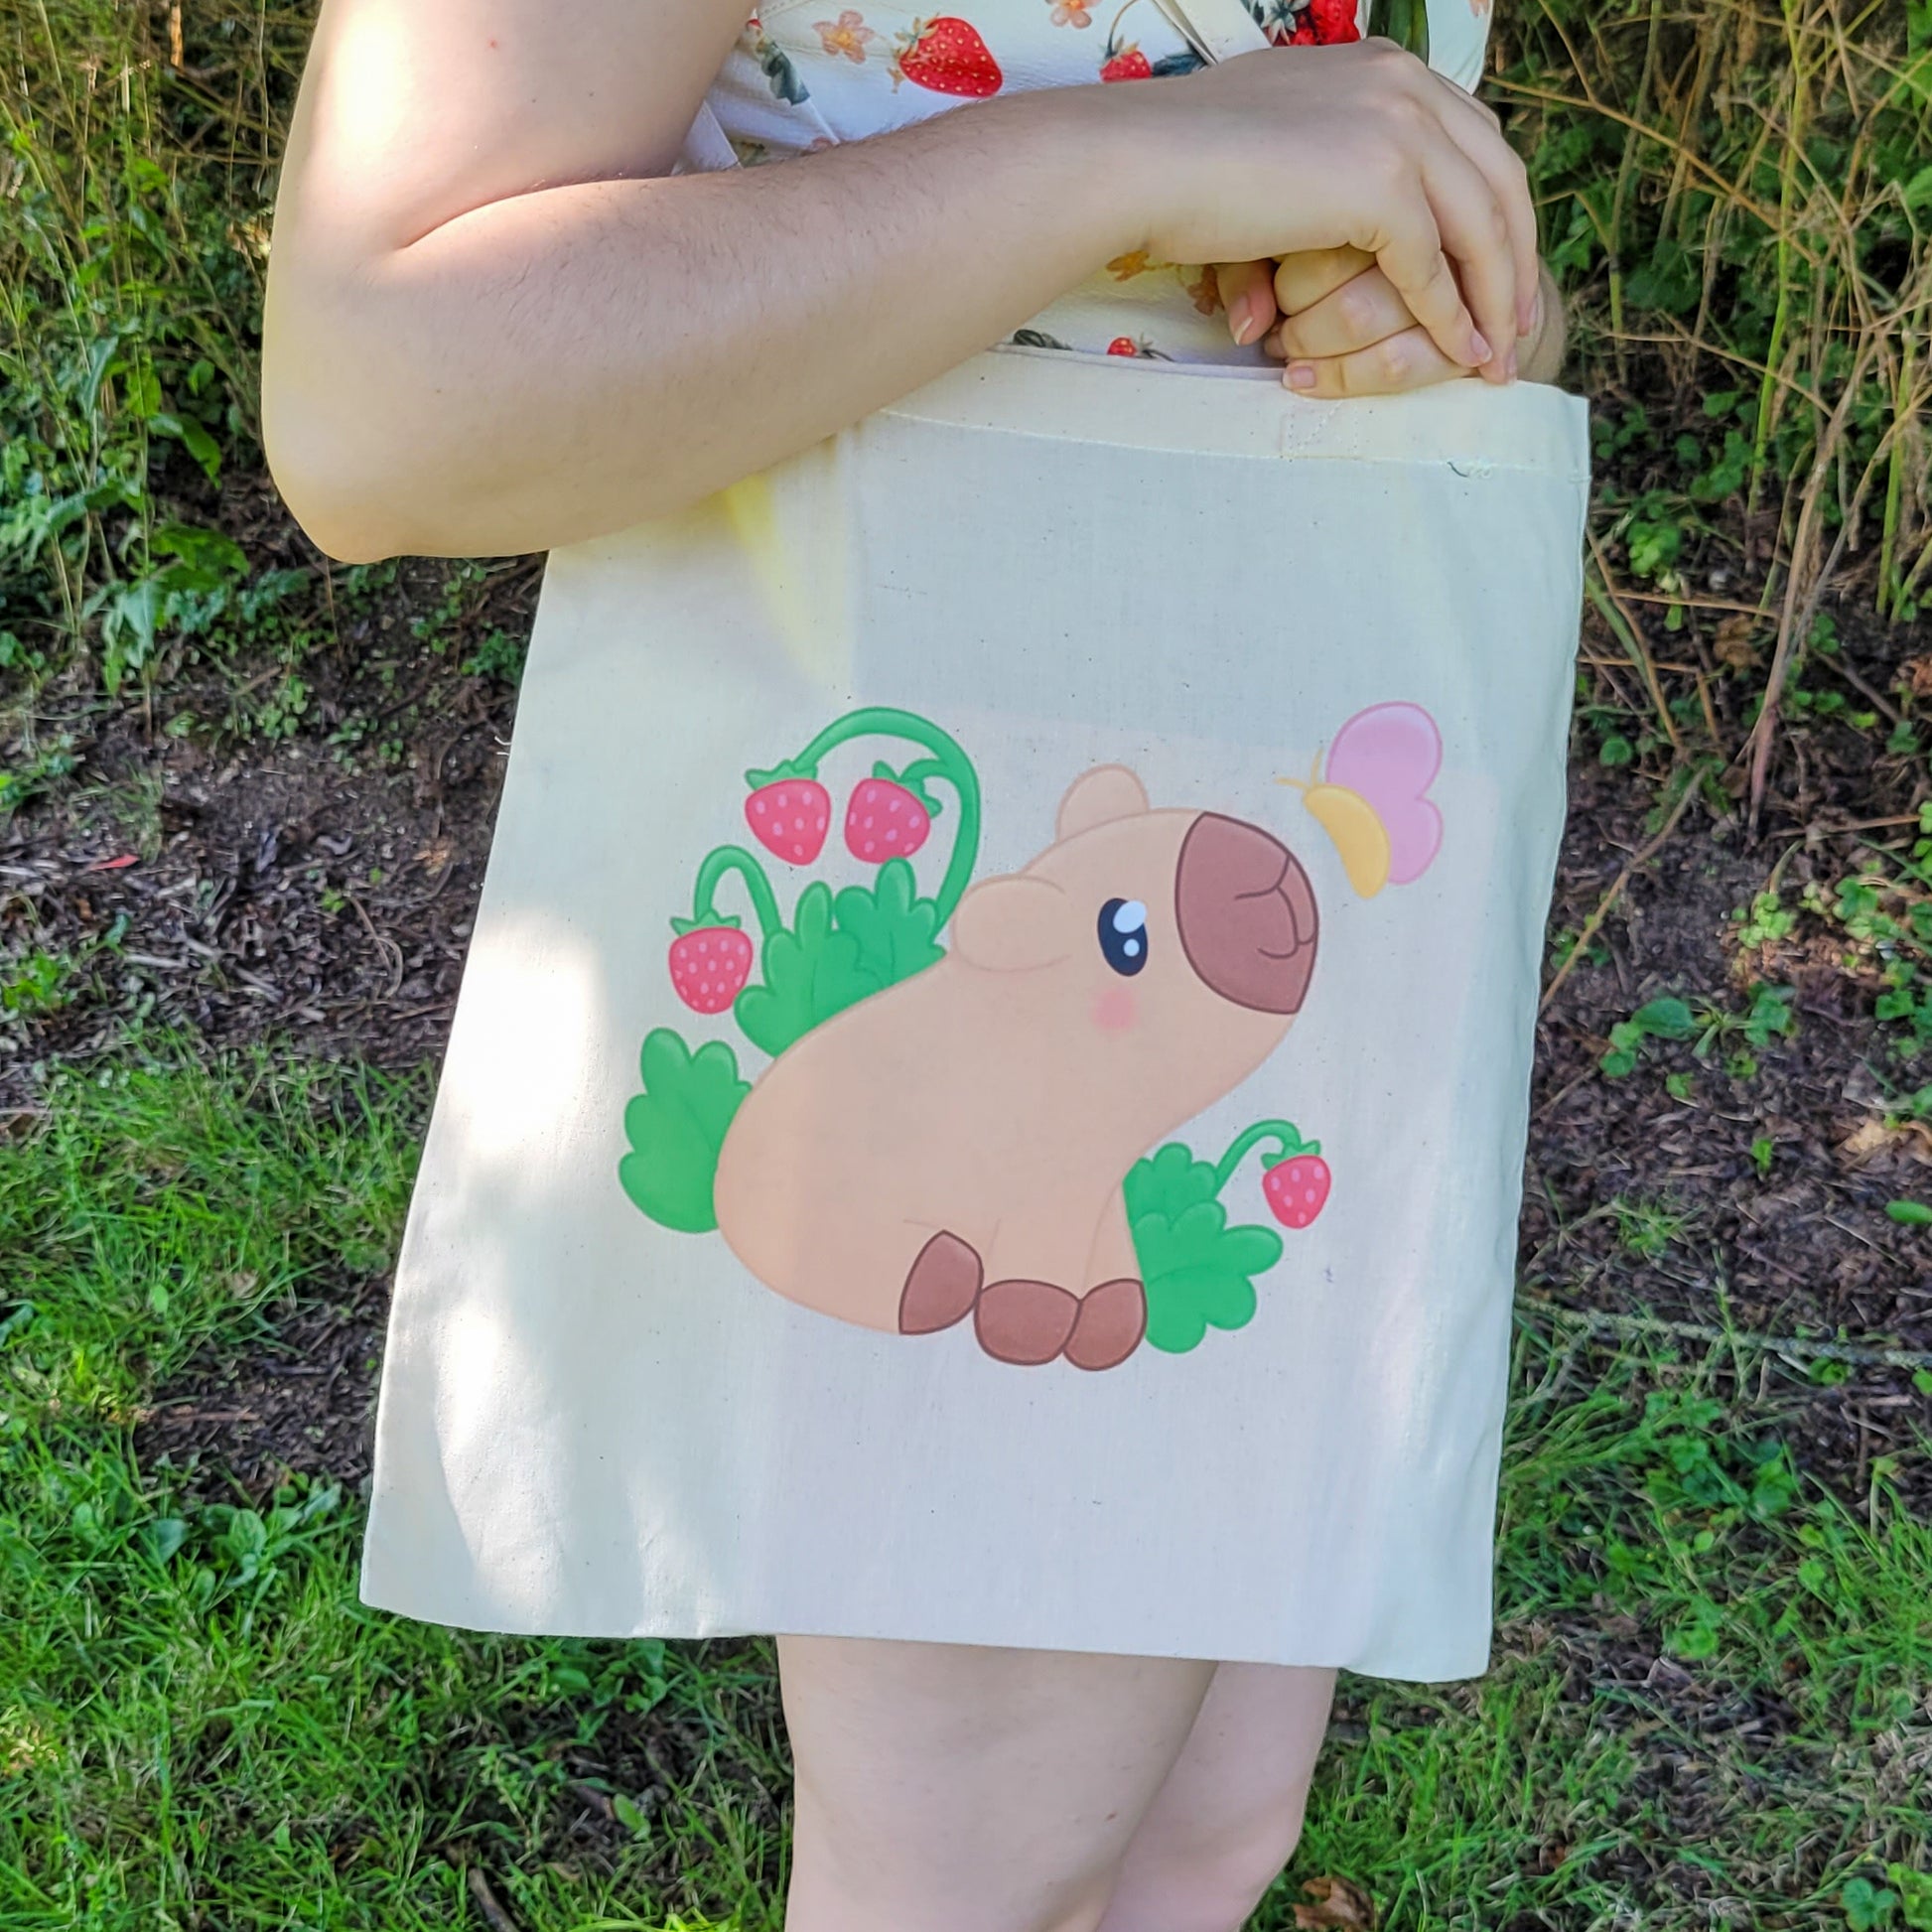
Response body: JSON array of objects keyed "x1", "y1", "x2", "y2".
[
  {"x1": 674, "y1": 845, "x2": 784, "y2": 939},
  {"x1": 748, "y1": 705, "x2": 982, "y2": 925},
  {"x1": 1210, "y1": 1119, "x2": 1318, "y2": 1193}
]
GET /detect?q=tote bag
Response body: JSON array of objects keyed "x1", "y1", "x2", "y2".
[{"x1": 359, "y1": 15, "x2": 1590, "y2": 1681}]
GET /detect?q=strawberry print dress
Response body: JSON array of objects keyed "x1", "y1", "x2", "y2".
[
  {"x1": 702, "y1": 0, "x2": 1494, "y2": 363},
  {"x1": 358, "y1": 0, "x2": 1589, "y2": 1683}
]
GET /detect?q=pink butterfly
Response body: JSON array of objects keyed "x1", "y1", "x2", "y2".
[{"x1": 1280, "y1": 702, "x2": 1444, "y2": 897}]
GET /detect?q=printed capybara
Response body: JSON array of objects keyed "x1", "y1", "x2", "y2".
[{"x1": 712, "y1": 765, "x2": 1318, "y2": 1370}]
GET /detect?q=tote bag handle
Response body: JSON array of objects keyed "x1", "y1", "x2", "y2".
[{"x1": 1147, "y1": 0, "x2": 1272, "y2": 64}]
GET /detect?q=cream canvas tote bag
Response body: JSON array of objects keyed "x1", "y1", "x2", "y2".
[{"x1": 360, "y1": 10, "x2": 1590, "y2": 1680}]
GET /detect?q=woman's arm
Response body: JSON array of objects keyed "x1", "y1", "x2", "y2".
[{"x1": 263, "y1": 0, "x2": 1537, "y2": 562}]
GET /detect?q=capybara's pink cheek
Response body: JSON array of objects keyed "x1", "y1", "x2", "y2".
[{"x1": 1092, "y1": 984, "x2": 1138, "y2": 1033}]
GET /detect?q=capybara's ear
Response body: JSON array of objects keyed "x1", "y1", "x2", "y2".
[
  {"x1": 952, "y1": 875, "x2": 1077, "y2": 973},
  {"x1": 1056, "y1": 765, "x2": 1150, "y2": 841}
]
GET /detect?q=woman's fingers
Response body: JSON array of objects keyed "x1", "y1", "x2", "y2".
[
  {"x1": 1212, "y1": 259, "x2": 1279, "y2": 347},
  {"x1": 1414, "y1": 129, "x2": 1521, "y2": 382},
  {"x1": 1424, "y1": 73, "x2": 1540, "y2": 338},
  {"x1": 1281, "y1": 323, "x2": 1464, "y2": 397},
  {"x1": 1271, "y1": 245, "x2": 1376, "y2": 319},
  {"x1": 1269, "y1": 264, "x2": 1412, "y2": 360},
  {"x1": 1356, "y1": 179, "x2": 1484, "y2": 372}
]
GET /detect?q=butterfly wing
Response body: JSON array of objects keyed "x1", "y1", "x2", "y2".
[{"x1": 1323, "y1": 702, "x2": 1444, "y2": 886}]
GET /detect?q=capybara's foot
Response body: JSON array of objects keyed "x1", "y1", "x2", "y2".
[
  {"x1": 899, "y1": 1231, "x2": 984, "y2": 1334},
  {"x1": 1063, "y1": 1278, "x2": 1147, "y2": 1372},
  {"x1": 975, "y1": 1279, "x2": 1080, "y2": 1365}
]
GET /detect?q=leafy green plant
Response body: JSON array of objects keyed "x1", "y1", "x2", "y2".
[
  {"x1": 1124, "y1": 1144, "x2": 1284, "y2": 1353},
  {"x1": 1600, "y1": 996, "x2": 1697, "y2": 1076},
  {"x1": 618, "y1": 1032, "x2": 751, "y2": 1234},
  {"x1": 1600, "y1": 987, "x2": 1796, "y2": 1079}
]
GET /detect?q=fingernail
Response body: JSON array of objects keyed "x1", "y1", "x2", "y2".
[
  {"x1": 1286, "y1": 362, "x2": 1317, "y2": 391},
  {"x1": 1506, "y1": 345, "x2": 1519, "y2": 382},
  {"x1": 1469, "y1": 330, "x2": 1492, "y2": 365},
  {"x1": 1229, "y1": 297, "x2": 1257, "y2": 346}
]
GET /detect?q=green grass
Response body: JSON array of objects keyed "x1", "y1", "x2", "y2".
[{"x1": 3, "y1": 1050, "x2": 1927, "y2": 1930}]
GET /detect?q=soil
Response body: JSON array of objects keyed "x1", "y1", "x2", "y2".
[{"x1": 1, "y1": 549, "x2": 536, "y2": 1105}]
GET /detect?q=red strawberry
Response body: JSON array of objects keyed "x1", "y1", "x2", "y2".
[
  {"x1": 1308, "y1": 0, "x2": 1360, "y2": 41},
  {"x1": 894, "y1": 16, "x2": 1002, "y2": 95},
  {"x1": 745, "y1": 779, "x2": 830, "y2": 864},
  {"x1": 1107, "y1": 337, "x2": 1139, "y2": 356},
  {"x1": 1100, "y1": 43, "x2": 1152, "y2": 78},
  {"x1": 1263, "y1": 1153, "x2": 1331, "y2": 1229},
  {"x1": 846, "y1": 777, "x2": 932, "y2": 863},
  {"x1": 668, "y1": 924, "x2": 754, "y2": 1015}
]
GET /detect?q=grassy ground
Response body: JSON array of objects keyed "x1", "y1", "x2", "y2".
[
  {"x1": 3, "y1": 1054, "x2": 1928, "y2": 1929},
  {"x1": 4, "y1": 0, "x2": 1932, "y2": 1926}
]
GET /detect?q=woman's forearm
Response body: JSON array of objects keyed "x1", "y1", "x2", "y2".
[{"x1": 263, "y1": 89, "x2": 1144, "y2": 562}]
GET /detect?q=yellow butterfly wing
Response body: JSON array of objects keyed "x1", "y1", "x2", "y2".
[{"x1": 1304, "y1": 781, "x2": 1391, "y2": 898}]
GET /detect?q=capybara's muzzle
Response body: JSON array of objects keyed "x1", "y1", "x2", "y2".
[{"x1": 1173, "y1": 813, "x2": 1318, "y2": 1014}]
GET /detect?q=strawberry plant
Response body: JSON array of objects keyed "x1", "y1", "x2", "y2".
[
  {"x1": 1125, "y1": 1120, "x2": 1325, "y2": 1353},
  {"x1": 623, "y1": 707, "x2": 981, "y2": 1230}
]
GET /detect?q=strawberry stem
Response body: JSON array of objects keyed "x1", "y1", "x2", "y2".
[
  {"x1": 1211, "y1": 1120, "x2": 1316, "y2": 1194},
  {"x1": 891, "y1": 757, "x2": 948, "y2": 817},
  {"x1": 772, "y1": 707, "x2": 982, "y2": 924},
  {"x1": 688, "y1": 845, "x2": 784, "y2": 941}
]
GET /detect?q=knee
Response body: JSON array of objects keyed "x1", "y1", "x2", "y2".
[{"x1": 1110, "y1": 1788, "x2": 1313, "y2": 1932}]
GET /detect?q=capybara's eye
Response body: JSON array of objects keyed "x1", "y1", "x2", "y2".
[{"x1": 1098, "y1": 897, "x2": 1149, "y2": 977}]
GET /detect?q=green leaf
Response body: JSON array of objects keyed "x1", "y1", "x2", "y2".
[
  {"x1": 1842, "y1": 1876, "x2": 1899, "y2": 1932},
  {"x1": 834, "y1": 859, "x2": 944, "y2": 991},
  {"x1": 618, "y1": 1029, "x2": 750, "y2": 1233},
  {"x1": 148, "y1": 410, "x2": 222, "y2": 483},
  {"x1": 1631, "y1": 996, "x2": 1696, "y2": 1039},
  {"x1": 1885, "y1": 1199, "x2": 1932, "y2": 1227},
  {"x1": 142, "y1": 1517, "x2": 189, "y2": 1566},
  {"x1": 1123, "y1": 1142, "x2": 1222, "y2": 1223},
  {"x1": 735, "y1": 883, "x2": 883, "y2": 1057},
  {"x1": 123, "y1": 362, "x2": 162, "y2": 419},
  {"x1": 151, "y1": 520, "x2": 246, "y2": 577},
  {"x1": 1132, "y1": 1195, "x2": 1282, "y2": 1354}
]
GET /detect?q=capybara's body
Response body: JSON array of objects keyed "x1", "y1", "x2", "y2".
[{"x1": 713, "y1": 766, "x2": 1319, "y2": 1367}]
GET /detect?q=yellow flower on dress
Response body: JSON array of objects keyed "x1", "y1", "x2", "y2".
[
  {"x1": 1050, "y1": 0, "x2": 1095, "y2": 25},
  {"x1": 814, "y1": 9, "x2": 877, "y2": 60}
]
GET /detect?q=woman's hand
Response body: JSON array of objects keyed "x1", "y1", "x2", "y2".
[
  {"x1": 1217, "y1": 244, "x2": 1564, "y2": 393},
  {"x1": 1126, "y1": 39, "x2": 1539, "y2": 383}
]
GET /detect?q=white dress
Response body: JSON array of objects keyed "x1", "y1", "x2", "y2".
[{"x1": 357, "y1": 0, "x2": 1588, "y2": 1682}]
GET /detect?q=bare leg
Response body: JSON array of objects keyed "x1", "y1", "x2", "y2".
[
  {"x1": 778, "y1": 1634, "x2": 1217, "y2": 1932},
  {"x1": 1095, "y1": 1663, "x2": 1337, "y2": 1932}
]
